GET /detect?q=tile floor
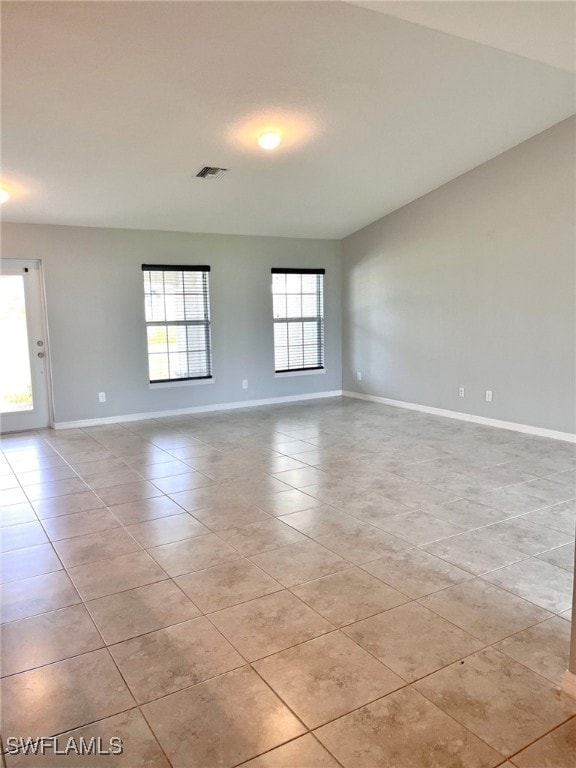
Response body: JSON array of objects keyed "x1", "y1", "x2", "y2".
[{"x1": 0, "y1": 396, "x2": 575, "y2": 767}]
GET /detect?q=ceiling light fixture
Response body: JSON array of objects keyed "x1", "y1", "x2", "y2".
[
  {"x1": 0, "y1": 189, "x2": 10, "y2": 204},
  {"x1": 258, "y1": 131, "x2": 282, "y2": 150}
]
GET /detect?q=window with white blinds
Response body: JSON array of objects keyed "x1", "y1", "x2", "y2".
[
  {"x1": 272, "y1": 268, "x2": 325, "y2": 373},
  {"x1": 142, "y1": 265, "x2": 212, "y2": 383}
]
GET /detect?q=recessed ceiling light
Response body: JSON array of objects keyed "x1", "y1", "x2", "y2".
[
  {"x1": 258, "y1": 131, "x2": 282, "y2": 150},
  {"x1": 0, "y1": 189, "x2": 9, "y2": 204}
]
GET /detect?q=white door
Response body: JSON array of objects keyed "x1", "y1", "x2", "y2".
[{"x1": 0, "y1": 260, "x2": 51, "y2": 432}]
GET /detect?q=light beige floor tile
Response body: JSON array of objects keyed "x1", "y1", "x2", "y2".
[
  {"x1": 148, "y1": 533, "x2": 240, "y2": 577},
  {"x1": 471, "y1": 479, "x2": 574, "y2": 515},
  {"x1": 256, "y1": 489, "x2": 323, "y2": 516},
  {"x1": 0, "y1": 543, "x2": 62, "y2": 583},
  {"x1": 250, "y1": 539, "x2": 348, "y2": 587},
  {"x1": 176, "y1": 558, "x2": 282, "y2": 613},
  {"x1": 482, "y1": 558, "x2": 574, "y2": 613},
  {"x1": 72, "y1": 457, "x2": 130, "y2": 476},
  {"x1": 274, "y1": 439, "x2": 317, "y2": 455},
  {"x1": 64, "y1": 450, "x2": 117, "y2": 466},
  {"x1": 3, "y1": 405, "x2": 575, "y2": 768},
  {"x1": 84, "y1": 468, "x2": 146, "y2": 490},
  {"x1": 494, "y1": 616, "x2": 570, "y2": 684},
  {"x1": 24, "y1": 478, "x2": 89, "y2": 501},
  {"x1": 420, "y1": 579, "x2": 552, "y2": 643},
  {"x1": 0, "y1": 488, "x2": 31, "y2": 507},
  {"x1": 328, "y1": 491, "x2": 413, "y2": 527},
  {"x1": 218, "y1": 518, "x2": 307, "y2": 556},
  {"x1": 0, "y1": 648, "x2": 134, "y2": 737},
  {"x1": 188, "y1": 502, "x2": 272, "y2": 531},
  {"x1": 0, "y1": 569, "x2": 81, "y2": 623},
  {"x1": 171, "y1": 445, "x2": 226, "y2": 461},
  {"x1": 261, "y1": 455, "x2": 312, "y2": 473},
  {"x1": 42, "y1": 507, "x2": 121, "y2": 541},
  {"x1": 316, "y1": 525, "x2": 410, "y2": 564},
  {"x1": 55, "y1": 530, "x2": 141, "y2": 570},
  {"x1": 315, "y1": 686, "x2": 502, "y2": 768},
  {"x1": 292, "y1": 566, "x2": 408, "y2": 626},
  {"x1": 149, "y1": 471, "x2": 214, "y2": 495},
  {"x1": 7, "y1": 455, "x2": 66, "y2": 473},
  {"x1": 424, "y1": 531, "x2": 528, "y2": 576},
  {"x1": 473, "y1": 518, "x2": 573, "y2": 555},
  {"x1": 33, "y1": 491, "x2": 104, "y2": 519},
  {"x1": 0, "y1": 520, "x2": 48, "y2": 552},
  {"x1": 362, "y1": 547, "x2": 472, "y2": 598},
  {"x1": 1, "y1": 604, "x2": 103, "y2": 677},
  {"x1": 5, "y1": 709, "x2": 170, "y2": 767},
  {"x1": 68, "y1": 550, "x2": 168, "y2": 600},
  {"x1": 522, "y1": 499, "x2": 576, "y2": 534},
  {"x1": 510, "y1": 478, "x2": 574, "y2": 504},
  {"x1": 97, "y1": 481, "x2": 163, "y2": 506},
  {"x1": 278, "y1": 506, "x2": 364, "y2": 537},
  {"x1": 110, "y1": 616, "x2": 244, "y2": 703},
  {"x1": 511, "y1": 718, "x2": 576, "y2": 768},
  {"x1": 536, "y1": 543, "x2": 574, "y2": 571},
  {"x1": 371, "y1": 475, "x2": 457, "y2": 510},
  {"x1": 376, "y1": 509, "x2": 468, "y2": 545},
  {"x1": 344, "y1": 602, "x2": 484, "y2": 682},
  {"x1": 86, "y1": 579, "x2": 199, "y2": 644},
  {"x1": 168, "y1": 485, "x2": 244, "y2": 512},
  {"x1": 420, "y1": 499, "x2": 507, "y2": 530},
  {"x1": 125, "y1": 513, "x2": 209, "y2": 548},
  {"x1": 545, "y1": 469, "x2": 576, "y2": 487},
  {"x1": 271, "y1": 466, "x2": 329, "y2": 488},
  {"x1": 415, "y1": 648, "x2": 576, "y2": 755},
  {"x1": 142, "y1": 666, "x2": 305, "y2": 768},
  {"x1": 107, "y1": 496, "x2": 186, "y2": 525},
  {"x1": 254, "y1": 631, "x2": 404, "y2": 727},
  {"x1": 0, "y1": 474, "x2": 19, "y2": 490},
  {"x1": 240, "y1": 734, "x2": 340, "y2": 768},
  {"x1": 220, "y1": 476, "x2": 293, "y2": 497},
  {"x1": 0, "y1": 503, "x2": 36, "y2": 527},
  {"x1": 135, "y1": 459, "x2": 192, "y2": 479},
  {"x1": 210, "y1": 590, "x2": 332, "y2": 660}
]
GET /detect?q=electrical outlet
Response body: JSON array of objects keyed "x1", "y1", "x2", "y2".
[
  {"x1": 242, "y1": 380, "x2": 248, "y2": 390},
  {"x1": 356, "y1": 371, "x2": 362, "y2": 382},
  {"x1": 485, "y1": 390, "x2": 493, "y2": 402},
  {"x1": 458, "y1": 387, "x2": 465, "y2": 398},
  {"x1": 98, "y1": 392, "x2": 106, "y2": 403}
]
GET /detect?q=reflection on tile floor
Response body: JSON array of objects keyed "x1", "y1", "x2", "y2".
[{"x1": 0, "y1": 397, "x2": 574, "y2": 767}]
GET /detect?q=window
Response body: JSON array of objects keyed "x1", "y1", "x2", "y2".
[
  {"x1": 142, "y1": 265, "x2": 212, "y2": 383},
  {"x1": 272, "y1": 268, "x2": 325, "y2": 373}
]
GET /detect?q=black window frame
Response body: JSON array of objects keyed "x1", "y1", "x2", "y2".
[
  {"x1": 271, "y1": 267, "x2": 325, "y2": 374},
  {"x1": 142, "y1": 264, "x2": 213, "y2": 384}
]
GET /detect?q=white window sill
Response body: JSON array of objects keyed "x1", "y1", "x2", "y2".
[
  {"x1": 275, "y1": 369, "x2": 326, "y2": 378},
  {"x1": 149, "y1": 378, "x2": 215, "y2": 390}
]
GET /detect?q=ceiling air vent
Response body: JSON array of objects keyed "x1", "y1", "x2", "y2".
[{"x1": 196, "y1": 166, "x2": 228, "y2": 179}]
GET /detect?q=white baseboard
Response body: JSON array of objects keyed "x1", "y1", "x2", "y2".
[
  {"x1": 52, "y1": 390, "x2": 344, "y2": 430},
  {"x1": 560, "y1": 670, "x2": 576, "y2": 700},
  {"x1": 342, "y1": 390, "x2": 576, "y2": 443}
]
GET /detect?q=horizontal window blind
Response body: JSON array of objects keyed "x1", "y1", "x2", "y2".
[
  {"x1": 272, "y1": 268, "x2": 325, "y2": 373},
  {"x1": 142, "y1": 265, "x2": 212, "y2": 383}
]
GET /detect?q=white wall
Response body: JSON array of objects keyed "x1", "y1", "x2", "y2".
[
  {"x1": 342, "y1": 117, "x2": 576, "y2": 435},
  {"x1": 1, "y1": 224, "x2": 342, "y2": 424}
]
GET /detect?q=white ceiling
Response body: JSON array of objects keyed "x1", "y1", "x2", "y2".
[
  {"x1": 350, "y1": 1, "x2": 576, "y2": 73},
  {"x1": 2, "y1": 1, "x2": 574, "y2": 239}
]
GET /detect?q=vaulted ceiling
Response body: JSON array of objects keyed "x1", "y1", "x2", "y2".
[{"x1": 2, "y1": 1, "x2": 574, "y2": 238}]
